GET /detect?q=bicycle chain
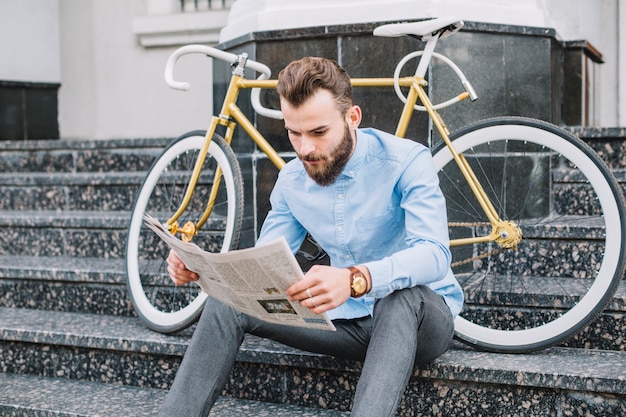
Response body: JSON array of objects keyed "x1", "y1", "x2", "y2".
[
  {"x1": 448, "y1": 221, "x2": 506, "y2": 268},
  {"x1": 448, "y1": 221, "x2": 491, "y2": 228}
]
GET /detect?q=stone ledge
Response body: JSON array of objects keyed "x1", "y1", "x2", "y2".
[
  {"x1": 0, "y1": 210, "x2": 130, "y2": 228},
  {"x1": 0, "y1": 373, "x2": 349, "y2": 417},
  {"x1": 0, "y1": 255, "x2": 126, "y2": 284},
  {"x1": 0, "y1": 137, "x2": 172, "y2": 151},
  {"x1": 570, "y1": 126, "x2": 626, "y2": 139},
  {"x1": 1, "y1": 308, "x2": 624, "y2": 396}
]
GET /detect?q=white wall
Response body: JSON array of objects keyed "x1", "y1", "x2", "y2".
[
  {"x1": 0, "y1": 0, "x2": 61, "y2": 83},
  {"x1": 542, "y1": 0, "x2": 621, "y2": 127},
  {"x1": 620, "y1": 0, "x2": 626, "y2": 126},
  {"x1": 58, "y1": 0, "x2": 215, "y2": 140}
]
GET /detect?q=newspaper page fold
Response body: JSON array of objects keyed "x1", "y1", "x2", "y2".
[{"x1": 143, "y1": 214, "x2": 335, "y2": 331}]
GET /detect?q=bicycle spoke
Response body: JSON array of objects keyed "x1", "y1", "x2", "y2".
[{"x1": 433, "y1": 118, "x2": 625, "y2": 352}]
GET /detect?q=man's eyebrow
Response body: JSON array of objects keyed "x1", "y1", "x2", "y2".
[{"x1": 284, "y1": 124, "x2": 330, "y2": 133}]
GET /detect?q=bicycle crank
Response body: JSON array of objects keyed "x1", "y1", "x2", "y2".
[
  {"x1": 169, "y1": 220, "x2": 196, "y2": 242},
  {"x1": 494, "y1": 221, "x2": 522, "y2": 249},
  {"x1": 447, "y1": 220, "x2": 522, "y2": 268}
]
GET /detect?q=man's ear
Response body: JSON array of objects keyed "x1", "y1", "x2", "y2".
[{"x1": 347, "y1": 105, "x2": 362, "y2": 129}]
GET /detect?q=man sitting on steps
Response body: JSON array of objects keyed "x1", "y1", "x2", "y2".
[{"x1": 158, "y1": 56, "x2": 463, "y2": 417}]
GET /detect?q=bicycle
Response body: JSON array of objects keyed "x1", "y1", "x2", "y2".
[{"x1": 125, "y1": 16, "x2": 626, "y2": 353}]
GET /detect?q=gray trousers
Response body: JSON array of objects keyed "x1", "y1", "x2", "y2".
[{"x1": 158, "y1": 285, "x2": 455, "y2": 417}]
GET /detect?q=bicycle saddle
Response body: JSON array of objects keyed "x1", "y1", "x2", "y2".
[{"x1": 373, "y1": 16, "x2": 464, "y2": 40}]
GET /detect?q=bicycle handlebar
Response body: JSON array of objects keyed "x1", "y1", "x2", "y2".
[
  {"x1": 164, "y1": 44, "x2": 273, "y2": 90},
  {"x1": 164, "y1": 44, "x2": 283, "y2": 120},
  {"x1": 164, "y1": 38, "x2": 477, "y2": 120}
]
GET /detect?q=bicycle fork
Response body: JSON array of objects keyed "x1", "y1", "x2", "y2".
[
  {"x1": 165, "y1": 116, "x2": 233, "y2": 241},
  {"x1": 166, "y1": 67, "x2": 286, "y2": 242}
]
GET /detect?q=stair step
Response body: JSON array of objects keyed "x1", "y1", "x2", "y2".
[
  {"x1": 2, "y1": 256, "x2": 623, "y2": 349},
  {"x1": 0, "y1": 138, "x2": 169, "y2": 212},
  {"x1": 0, "y1": 208, "x2": 251, "y2": 259},
  {"x1": 0, "y1": 255, "x2": 134, "y2": 316},
  {"x1": 0, "y1": 210, "x2": 129, "y2": 258},
  {"x1": 0, "y1": 138, "x2": 169, "y2": 174},
  {"x1": 0, "y1": 209, "x2": 130, "y2": 228},
  {"x1": 0, "y1": 373, "x2": 348, "y2": 417},
  {"x1": 0, "y1": 171, "x2": 144, "y2": 212},
  {"x1": 571, "y1": 126, "x2": 626, "y2": 170},
  {"x1": 1, "y1": 308, "x2": 624, "y2": 416},
  {"x1": 0, "y1": 255, "x2": 126, "y2": 282}
]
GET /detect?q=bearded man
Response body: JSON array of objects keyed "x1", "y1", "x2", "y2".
[{"x1": 159, "y1": 56, "x2": 463, "y2": 417}]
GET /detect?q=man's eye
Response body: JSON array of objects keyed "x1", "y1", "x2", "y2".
[{"x1": 314, "y1": 130, "x2": 327, "y2": 136}]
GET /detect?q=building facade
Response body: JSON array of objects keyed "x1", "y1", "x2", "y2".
[{"x1": 0, "y1": 0, "x2": 623, "y2": 141}]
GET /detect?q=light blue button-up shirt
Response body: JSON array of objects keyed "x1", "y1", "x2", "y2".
[{"x1": 257, "y1": 128, "x2": 463, "y2": 320}]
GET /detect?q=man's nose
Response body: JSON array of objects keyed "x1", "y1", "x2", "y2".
[{"x1": 298, "y1": 135, "x2": 316, "y2": 156}]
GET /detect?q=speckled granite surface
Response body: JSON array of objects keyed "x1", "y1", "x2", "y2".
[
  {"x1": 0, "y1": 211, "x2": 129, "y2": 259},
  {"x1": 1, "y1": 132, "x2": 625, "y2": 415},
  {"x1": 2, "y1": 307, "x2": 626, "y2": 393},
  {"x1": 571, "y1": 127, "x2": 626, "y2": 170},
  {"x1": 1, "y1": 308, "x2": 624, "y2": 416},
  {"x1": 1, "y1": 266, "x2": 624, "y2": 350},
  {"x1": 0, "y1": 137, "x2": 169, "y2": 172},
  {"x1": 0, "y1": 373, "x2": 349, "y2": 417}
]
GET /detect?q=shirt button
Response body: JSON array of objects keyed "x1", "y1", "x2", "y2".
[
  {"x1": 345, "y1": 254, "x2": 352, "y2": 260},
  {"x1": 337, "y1": 226, "x2": 343, "y2": 232},
  {"x1": 337, "y1": 194, "x2": 344, "y2": 199}
]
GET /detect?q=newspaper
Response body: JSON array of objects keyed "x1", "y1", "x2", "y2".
[{"x1": 143, "y1": 214, "x2": 335, "y2": 331}]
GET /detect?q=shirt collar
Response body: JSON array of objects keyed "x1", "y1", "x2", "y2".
[{"x1": 341, "y1": 129, "x2": 367, "y2": 179}]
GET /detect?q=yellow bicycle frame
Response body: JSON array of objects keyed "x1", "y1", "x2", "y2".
[{"x1": 168, "y1": 71, "x2": 521, "y2": 249}]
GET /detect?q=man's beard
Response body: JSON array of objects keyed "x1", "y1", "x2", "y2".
[{"x1": 299, "y1": 125, "x2": 354, "y2": 186}]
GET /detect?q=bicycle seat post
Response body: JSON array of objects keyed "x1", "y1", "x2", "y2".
[{"x1": 414, "y1": 35, "x2": 440, "y2": 78}]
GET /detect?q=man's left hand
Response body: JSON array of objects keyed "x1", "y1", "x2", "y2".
[{"x1": 286, "y1": 264, "x2": 369, "y2": 314}]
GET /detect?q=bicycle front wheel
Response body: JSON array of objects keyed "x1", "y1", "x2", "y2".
[
  {"x1": 126, "y1": 131, "x2": 244, "y2": 333},
  {"x1": 432, "y1": 117, "x2": 626, "y2": 352}
]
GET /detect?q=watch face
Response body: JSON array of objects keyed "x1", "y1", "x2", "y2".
[{"x1": 352, "y1": 276, "x2": 367, "y2": 294}]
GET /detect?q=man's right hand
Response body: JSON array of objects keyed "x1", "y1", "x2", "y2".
[{"x1": 167, "y1": 250, "x2": 199, "y2": 285}]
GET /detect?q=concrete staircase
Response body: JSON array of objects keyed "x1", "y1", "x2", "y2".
[{"x1": 0, "y1": 132, "x2": 624, "y2": 416}]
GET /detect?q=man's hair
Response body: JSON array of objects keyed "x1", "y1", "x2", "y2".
[{"x1": 276, "y1": 57, "x2": 354, "y2": 115}]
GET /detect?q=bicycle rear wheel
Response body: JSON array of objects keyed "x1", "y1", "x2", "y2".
[
  {"x1": 432, "y1": 117, "x2": 626, "y2": 352},
  {"x1": 126, "y1": 131, "x2": 244, "y2": 333}
]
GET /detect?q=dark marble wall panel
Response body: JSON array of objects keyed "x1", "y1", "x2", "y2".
[
  {"x1": 238, "y1": 153, "x2": 260, "y2": 249},
  {"x1": 254, "y1": 37, "x2": 339, "y2": 153},
  {"x1": 504, "y1": 36, "x2": 553, "y2": 118},
  {"x1": 432, "y1": 32, "x2": 554, "y2": 136},
  {"x1": 0, "y1": 81, "x2": 60, "y2": 140},
  {"x1": 563, "y1": 49, "x2": 583, "y2": 126},
  {"x1": 341, "y1": 34, "x2": 429, "y2": 144},
  {"x1": 0, "y1": 87, "x2": 25, "y2": 140},
  {"x1": 432, "y1": 32, "x2": 507, "y2": 136},
  {"x1": 25, "y1": 86, "x2": 60, "y2": 140},
  {"x1": 216, "y1": 20, "x2": 577, "y2": 244}
]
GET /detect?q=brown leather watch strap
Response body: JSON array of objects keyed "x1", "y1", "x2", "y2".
[{"x1": 348, "y1": 266, "x2": 368, "y2": 298}]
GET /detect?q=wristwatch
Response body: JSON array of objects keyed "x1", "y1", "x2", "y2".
[{"x1": 348, "y1": 266, "x2": 368, "y2": 298}]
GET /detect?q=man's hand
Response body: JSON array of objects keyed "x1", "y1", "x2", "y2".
[
  {"x1": 166, "y1": 250, "x2": 199, "y2": 285},
  {"x1": 286, "y1": 264, "x2": 370, "y2": 314}
]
